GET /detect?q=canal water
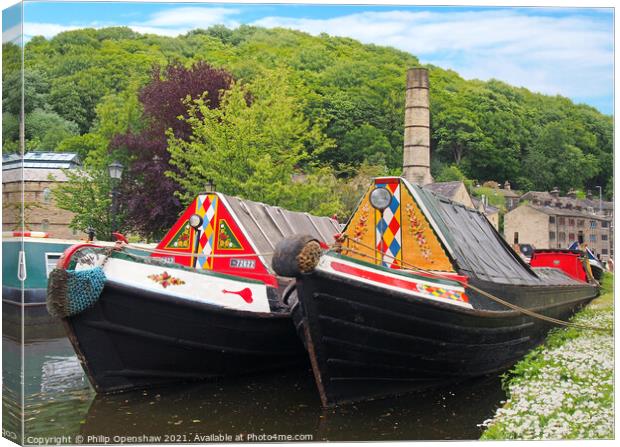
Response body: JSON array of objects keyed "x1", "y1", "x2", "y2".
[{"x1": 3, "y1": 323, "x2": 508, "y2": 443}]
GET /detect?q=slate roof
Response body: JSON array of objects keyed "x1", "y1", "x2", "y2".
[
  {"x1": 526, "y1": 204, "x2": 611, "y2": 221},
  {"x1": 471, "y1": 197, "x2": 499, "y2": 214},
  {"x1": 520, "y1": 191, "x2": 613, "y2": 213},
  {"x1": 423, "y1": 181, "x2": 464, "y2": 201}
]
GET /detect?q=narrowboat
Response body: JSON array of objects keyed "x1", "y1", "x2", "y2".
[
  {"x1": 47, "y1": 191, "x2": 340, "y2": 394},
  {"x1": 568, "y1": 241, "x2": 605, "y2": 280},
  {"x1": 272, "y1": 176, "x2": 600, "y2": 407}
]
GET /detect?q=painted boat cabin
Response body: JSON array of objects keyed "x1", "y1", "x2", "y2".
[
  {"x1": 153, "y1": 192, "x2": 340, "y2": 287},
  {"x1": 340, "y1": 176, "x2": 589, "y2": 288}
]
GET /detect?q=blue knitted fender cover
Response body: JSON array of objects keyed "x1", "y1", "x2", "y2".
[{"x1": 47, "y1": 267, "x2": 107, "y2": 318}]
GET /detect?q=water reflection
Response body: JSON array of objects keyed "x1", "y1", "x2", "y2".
[{"x1": 4, "y1": 333, "x2": 507, "y2": 443}]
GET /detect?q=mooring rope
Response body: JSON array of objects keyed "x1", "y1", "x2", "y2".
[
  {"x1": 335, "y1": 237, "x2": 611, "y2": 333},
  {"x1": 124, "y1": 243, "x2": 274, "y2": 259},
  {"x1": 83, "y1": 238, "x2": 610, "y2": 332}
]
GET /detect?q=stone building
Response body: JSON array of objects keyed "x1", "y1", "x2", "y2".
[
  {"x1": 504, "y1": 189, "x2": 614, "y2": 261},
  {"x1": 497, "y1": 181, "x2": 521, "y2": 211},
  {"x1": 2, "y1": 152, "x2": 80, "y2": 239}
]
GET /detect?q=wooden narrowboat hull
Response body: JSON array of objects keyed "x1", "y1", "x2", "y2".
[
  {"x1": 64, "y1": 280, "x2": 307, "y2": 394},
  {"x1": 291, "y1": 259, "x2": 598, "y2": 407}
]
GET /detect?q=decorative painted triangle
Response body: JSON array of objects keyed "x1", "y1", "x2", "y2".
[
  {"x1": 217, "y1": 219, "x2": 243, "y2": 250},
  {"x1": 164, "y1": 221, "x2": 192, "y2": 250}
]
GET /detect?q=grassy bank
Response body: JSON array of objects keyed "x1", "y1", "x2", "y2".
[{"x1": 480, "y1": 273, "x2": 614, "y2": 440}]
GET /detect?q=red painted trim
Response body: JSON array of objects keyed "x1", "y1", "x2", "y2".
[
  {"x1": 405, "y1": 270, "x2": 469, "y2": 284},
  {"x1": 112, "y1": 232, "x2": 129, "y2": 243},
  {"x1": 374, "y1": 177, "x2": 400, "y2": 185},
  {"x1": 58, "y1": 243, "x2": 97, "y2": 269},
  {"x1": 330, "y1": 260, "x2": 468, "y2": 303}
]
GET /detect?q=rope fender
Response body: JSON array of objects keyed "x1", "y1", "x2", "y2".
[{"x1": 47, "y1": 267, "x2": 107, "y2": 318}]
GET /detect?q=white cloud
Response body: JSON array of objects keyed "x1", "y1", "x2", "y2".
[
  {"x1": 252, "y1": 9, "x2": 613, "y2": 101},
  {"x1": 143, "y1": 7, "x2": 240, "y2": 28},
  {"x1": 20, "y1": 7, "x2": 613, "y2": 111},
  {"x1": 23, "y1": 6, "x2": 242, "y2": 40},
  {"x1": 23, "y1": 22, "x2": 81, "y2": 39},
  {"x1": 2, "y1": 22, "x2": 21, "y2": 43}
]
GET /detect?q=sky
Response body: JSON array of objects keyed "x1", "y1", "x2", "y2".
[{"x1": 1, "y1": 1, "x2": 615, "y2": 115}]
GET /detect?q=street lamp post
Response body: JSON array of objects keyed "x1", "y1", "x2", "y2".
[
  {"x1": 205, "y1": 178, "x2": 216, "y2": 193},
  {"x1": 108, "y1": 161, "x2": 124, "y2": 239}
]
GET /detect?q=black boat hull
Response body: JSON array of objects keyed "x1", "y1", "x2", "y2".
[
  {"x1": 65, "y1": 281, "x2": 306, "y2": 394},
  {"x1": 292, "y1": 268, "x2": 598, "y2": 407}
]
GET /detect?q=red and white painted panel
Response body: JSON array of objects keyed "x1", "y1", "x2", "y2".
[
  {"x1": 316, "y1": 254, "x2": 472, "y2": 309},
  {"x1": 74, "y1": 254, "x2": 271, "y2": 313}
]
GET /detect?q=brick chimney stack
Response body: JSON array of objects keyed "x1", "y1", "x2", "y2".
[{"x1": 403, "y1": 68, "x2": 433, "y2": 185}]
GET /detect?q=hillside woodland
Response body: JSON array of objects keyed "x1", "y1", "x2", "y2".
[{"x1": 2, "y1": 26, "x2": 613, "y2": 239}]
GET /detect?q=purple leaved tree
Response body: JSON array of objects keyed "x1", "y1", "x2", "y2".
[{"x1": 112, "y1": 62, "x2": 233, "y2": 240}]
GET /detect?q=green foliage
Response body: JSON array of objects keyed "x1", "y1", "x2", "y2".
[
  {"x1": 167, "y1": 71, "x2": 341, "y2": 215},
  {"x1": 335, "y1": 123, "x2": 396, "y2": 172},
  {"x1": 24, "y1": 109, "x2": 79, "y2": 150},
  {"x1": 471, "y1": 186, "x2": 506, "y2": 212},
  {"x1": 52, "y1": 165, "x2": 119, "y2": 241},
  {"x1": 18, "y1": 25, "x2": 613, "y2": 226},
  {"x1": 435, "y1": 164, "x2": 465, "y2": 182},
  {"x1": 91, "y1": 84, "x2": 144, "y2": 139},
  {"x1": 337, "y1": 163, "x2": 389, "y2": 217},
  {"x1": 482, "y1": 273, "x2": 613, "y2": 440},
  {"x1": 56, "y1": 133, "x2": 108, "y2": 162}
]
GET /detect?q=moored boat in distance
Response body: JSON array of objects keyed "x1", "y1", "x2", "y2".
[
  {"x1": 47, "y1": 191, "x2": 340, "y2": 394},
  {"x1": 568, "y1": 241, "x2": 605, "y2": 280},
  {"x1": 272, "y1": 176, "x2": 599, "y2": 407}
]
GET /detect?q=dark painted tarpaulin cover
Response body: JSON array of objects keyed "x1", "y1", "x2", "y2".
[{"x1": 409, "y1": 182, "x2": 580, "y2": 285}]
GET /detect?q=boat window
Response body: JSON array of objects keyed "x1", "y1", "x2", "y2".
[{"x1": 45, "y1": 253, "x2": 63, "y2": 278}]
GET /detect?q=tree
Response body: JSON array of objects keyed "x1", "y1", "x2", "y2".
[
  {"x1": 24, "y1": 108, "x2": 79, "y2": 150},
  {"x1": 167, "y1": 71, "x2": 340, "y2": 215},
  {"x1": 111, "y1": 61, "x2": 234, "y2": 239},
  {"x1": 336, "y1": 124, "x2": 395, "y2": 172},
  {"x1": 56, "y1": 133, "x2": 108, "y2": 161},
  {"x1": 52, "y1": 165, "x2": 119, "y2": 241}
]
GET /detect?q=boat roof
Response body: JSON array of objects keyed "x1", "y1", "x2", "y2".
[
  {"x1": 404, "y1": 179, "x2": 540, "y2": 284},
  {"x1": 221, "y1": 193, "x2": 340, "y2": 269}
]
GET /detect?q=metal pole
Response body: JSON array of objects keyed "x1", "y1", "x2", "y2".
[
  {"x1": 111, "y1": 188, "x2": 117, "y2": 240},
  {"x1": 597, "y1": 186, "x2": 603, "y2": 215}
]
